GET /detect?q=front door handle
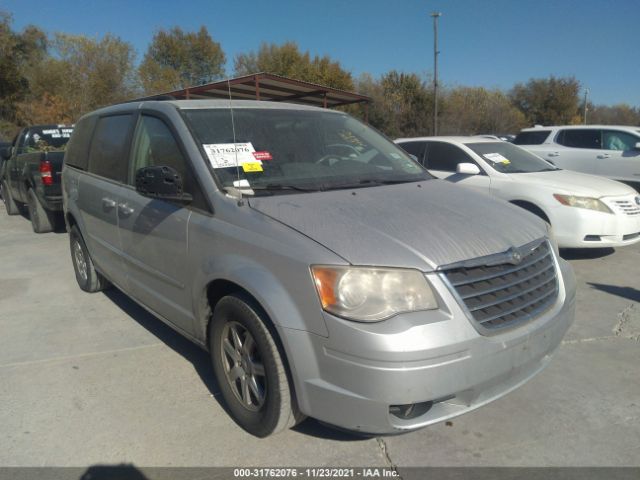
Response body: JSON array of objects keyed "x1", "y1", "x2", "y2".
[
  {"x1": 597, "y1": 154, "x2": 611, "y2": 159},
  {"x1": 118, "y1": 203, "x2": 134, "y2": 217},
  {"x1": 102, "y1": 198, "x2": 116, "y2": 210},
  {"x1": 547, "y1": 152, "x2": 560, "y2": 157}
]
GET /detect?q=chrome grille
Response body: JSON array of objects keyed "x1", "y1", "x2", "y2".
[
  {"x1": 609, "y1": 200, "x2": 640, "y2": 215},
  {"x1": 442, "y1": 240, "x2": 558, "y2": 332}
]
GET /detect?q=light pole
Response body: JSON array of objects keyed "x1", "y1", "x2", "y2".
[
  {"x1": 431, "y1": 12, "x2": 442, "y2": 135},
  {"x1": 583, "y1": 88, "x2": 589, "y2": 125}
]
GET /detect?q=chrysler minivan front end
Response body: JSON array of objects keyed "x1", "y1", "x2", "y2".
[{"x1": 274, "y1": 237, "x2": 575, "y2": 434}]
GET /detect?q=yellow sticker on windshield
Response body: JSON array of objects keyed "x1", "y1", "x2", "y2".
[{"x1": 241, "y1": 162, "x2": 263, "y2": 172}]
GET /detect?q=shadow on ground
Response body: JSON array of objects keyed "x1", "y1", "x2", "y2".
[
  {"x1": 560, "y1": 247, "x2": 615, "y2": 260},
  {"x1": 103, "y1": 288, "x2": 367, "y2": 441},
  {"x1": 103, "y1": 288, "x2": 224, "y2": 406},
  {"x1": 587, "y1": 283, "x2": 640, "y2": 302}
]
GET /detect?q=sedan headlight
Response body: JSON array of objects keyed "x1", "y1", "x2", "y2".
[
  {"x1": 553, "y1": 194, "x2": 612, "y2": 214},
  {"x1": 311, "y1": 266, "x2": 438, "y2": 322}
]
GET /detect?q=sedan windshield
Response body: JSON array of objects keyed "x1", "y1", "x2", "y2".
[
  {"x1": 465, "y1": 142, "x2": 559, "y2": 173},
  {"x1": 182, "y1": 108, "x2": 430, "y2": 193}
]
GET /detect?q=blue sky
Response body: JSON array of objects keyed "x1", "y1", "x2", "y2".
[{"x1": 3, "y1": 0, "x2": 639, "y2": 106}]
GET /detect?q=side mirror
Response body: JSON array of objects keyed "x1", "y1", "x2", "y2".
[
  {"x1": 408, "y1": 153, "x2": 419, "y2": 162},
  {"x1": 456, "y1": 163, "x2": 480, "y2": 175},
  {"x1": 135, "y1": 165, "x2": 192, "y2": 203},
  {"x1": 0, "y1": 147, "x2": 12, "y2": 160}
]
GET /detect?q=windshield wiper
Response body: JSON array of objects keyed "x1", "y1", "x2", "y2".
[
  {"x1": 251, "y1": 183, "x2": 321, "y2": 192},
  {"x1": 320, "y1": 178, "x2": 420, "y2": 191}
]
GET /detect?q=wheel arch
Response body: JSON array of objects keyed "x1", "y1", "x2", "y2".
[{"x1": 509, "y1": 199, "x2": 551, "y2": 224}]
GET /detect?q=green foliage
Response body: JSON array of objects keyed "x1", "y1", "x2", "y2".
[
  {"x1": 139, "y1": 26, "x2": 226, "y2": 94},
  {"x1": 353, "y1": 71, "x2": 432, "y2": 138},
  {"x1": 234, "y1": 42, "x2": 353, "y2": 91},
  {"x1": 440, "y1": 87, "x2": 526, "y2": 135},
  {"x1": 510, "y1": 76, "x2": 581, "y2": 125},
  {"x1": 0, "y1": 12, "x2": 47, "y2": 129}
]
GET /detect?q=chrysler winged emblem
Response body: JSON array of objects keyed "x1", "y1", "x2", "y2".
[{"x1": 507, "y1": 247, "x2": 523, "y2": 265}]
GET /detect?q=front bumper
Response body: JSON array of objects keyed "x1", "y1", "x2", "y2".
[
  {"x1": 280, "y1": 258, "x2": 576, "y2": 434},
  {"x1": 550, "y1": 204, "x2": 640, "y2": 248}
]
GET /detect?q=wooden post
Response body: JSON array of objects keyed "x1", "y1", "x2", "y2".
[
  {"x1": 323, "y1": 92, "x2": 328, "y2": 108},
  {"x1": 254, "y1": 75, "x2": 261, "y2": 101},
  {"x1": 185, "y1": 88, "x2": 191, "y2": 100}
]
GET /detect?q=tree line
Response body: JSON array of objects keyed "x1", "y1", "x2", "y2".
[{"x1": 1, "y1": 12, "x2": 638, "y2": 141}]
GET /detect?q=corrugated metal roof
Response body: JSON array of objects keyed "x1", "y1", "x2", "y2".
[{"x1": 133, "y1": 72, "x2": 371, "y2": 108}]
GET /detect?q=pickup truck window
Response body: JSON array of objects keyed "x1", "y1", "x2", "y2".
[
  {"x1": 21, "y1": 126, "x2": 73, "y2": 153},
  {"x1": 88, "y1": 115, "x2": 134, "y2": 182}
]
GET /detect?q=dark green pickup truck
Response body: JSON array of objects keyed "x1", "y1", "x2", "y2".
[{"x1": 1, "y1": 124, "x2": 74, "y2": 233}]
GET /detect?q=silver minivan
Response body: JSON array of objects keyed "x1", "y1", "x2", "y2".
[{"x1": 62, "y1": 100, "x2": 576, "y2": 437}]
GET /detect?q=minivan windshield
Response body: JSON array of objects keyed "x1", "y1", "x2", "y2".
[
  {"x1": 182, "y1": 108, "x2": 430, "y2": 193},
  {"x1": 465, "y1": 142, "x2": 560, "y2": 174}
]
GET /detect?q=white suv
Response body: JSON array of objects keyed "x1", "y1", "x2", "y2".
[{"x1": 514, "y1": 125, "x2": 640, "y2": 191}]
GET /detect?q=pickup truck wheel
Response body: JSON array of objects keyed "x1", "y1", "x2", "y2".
[
  {"x1": 1, "y1": 180, "x2": 20, "y2": 216},
  {"x1": 209, "y1": 294, "x2": 303, "y2": 437},
  {"x1": 27, "y1": 188, "x2": 53, "y2": 233},
  {"x1": 69, "y1": 226, "x2": 110, "y2": 292}
]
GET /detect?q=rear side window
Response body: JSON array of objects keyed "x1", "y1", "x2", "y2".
[
  {"x1": 64, "y1": 116, "x2": 97, "y2": 170},
  {"x1": 556, "y1": 129, "x2": 601, "y2": 149},
  {"x1": 88, "y1": 114, "x2": 135, "y2": 182},
  {"x1": 513, "y1": 130, "x2": 551, "y2": 145},
  {"x1": 398, "y1": 141, "x2": 427, "y2": 163}
]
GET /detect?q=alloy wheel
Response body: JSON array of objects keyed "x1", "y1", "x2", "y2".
[{"x1": 220, "y1": 321, "x2": 267, "y2": 411}]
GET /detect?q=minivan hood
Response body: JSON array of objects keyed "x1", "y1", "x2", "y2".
[
  {"x1": 248, "y1": 180, "x2": 546, "y2": 270},
  {"x1": 516, "y1": 170, "x2": 635, "y2": 197}
]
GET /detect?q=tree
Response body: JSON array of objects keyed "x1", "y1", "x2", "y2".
[
  {"x1": 139, "y1": 26, "x2": 225, "y2": 94},
  {"x1": 587, "y1": 104, "x2": 640, "y2": 125},
  {"x1": 234, "y1": 42, "x2": 353, "y2": 90},
  {"x1": 440, "y1": 87, "x2": 526, "y2": 135},
  {"x1": 0, "y1": 11, "x2": 48, "y2": 137},
  {"x1": 13, "y1": 33, "x2": 137, "y2": 124},
  {"x1": 354, "y1": 71, "x2": 432, "y2": 138},
  {"x1": 510, "y1": 76, "x2": 581, "y2": 125}
]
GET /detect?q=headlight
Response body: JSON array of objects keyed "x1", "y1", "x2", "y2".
[
  {"x1": 553, "y1": 194, "x2": 612, "y2": 214},
  {"x1": 311, "y1": 266, "x2": 438, "y2": 322}
]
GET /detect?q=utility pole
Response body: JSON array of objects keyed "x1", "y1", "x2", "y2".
[
  {"x1": 583, "y1": 88, "x2": 589, "y2": 124},
  {"x1": 431, "y1": 12, "x2": 442, "y2": 135}
]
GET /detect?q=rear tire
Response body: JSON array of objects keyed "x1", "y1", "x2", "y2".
[
  {"x1": 1, "y1": 180, "x2": 20, "y2": 216},
  {"x1": 27, "y1": 188, "x2": 54, "y2": 233},
  {"x1": 209, "y1": 294, "x2": 303, "y2": 437},
  {"x1": 69, "y1": 225, "x2": 110, "y2": 292}
]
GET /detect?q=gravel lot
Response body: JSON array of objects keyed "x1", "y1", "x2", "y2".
[{"x1": 1, "y1": 205, "x2": 639, "y2": 469}]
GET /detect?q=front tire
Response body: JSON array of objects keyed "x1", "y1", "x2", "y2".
[
  {"x1": 69, "y1": 225, "x2": 110, "y2": 292},
  {"x1": 27, "y1": 188, "x2": 53, "y2": 233},
  {"x1": 209, "y1": 294, "x2": 303, "y2": 437},
  {"x1": 1, "y1": 180, "x2": 20, "y2": 216}
]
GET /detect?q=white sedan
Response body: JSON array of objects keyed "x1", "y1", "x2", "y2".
[{"x1": 396, "y1": 136, "x2": 640, "y2": 249}]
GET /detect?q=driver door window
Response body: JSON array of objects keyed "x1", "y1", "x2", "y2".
[
  {"x1": 425, "y1": 142, "x2": 490, "y2": 195},
  {"x1": 425, "y1": 142, "x2": 481, "y2": 173},
  {"x1": 129, "y1": 115, "x2": 206, "y2": 210}
]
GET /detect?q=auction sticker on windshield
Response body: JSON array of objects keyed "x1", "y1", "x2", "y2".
[
  {"x1": 203, "y1": 143, "x2": 258, "y2": 169},
  {"x1": 483, "y1": 152, "x2": 511, "y2": 165}
]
